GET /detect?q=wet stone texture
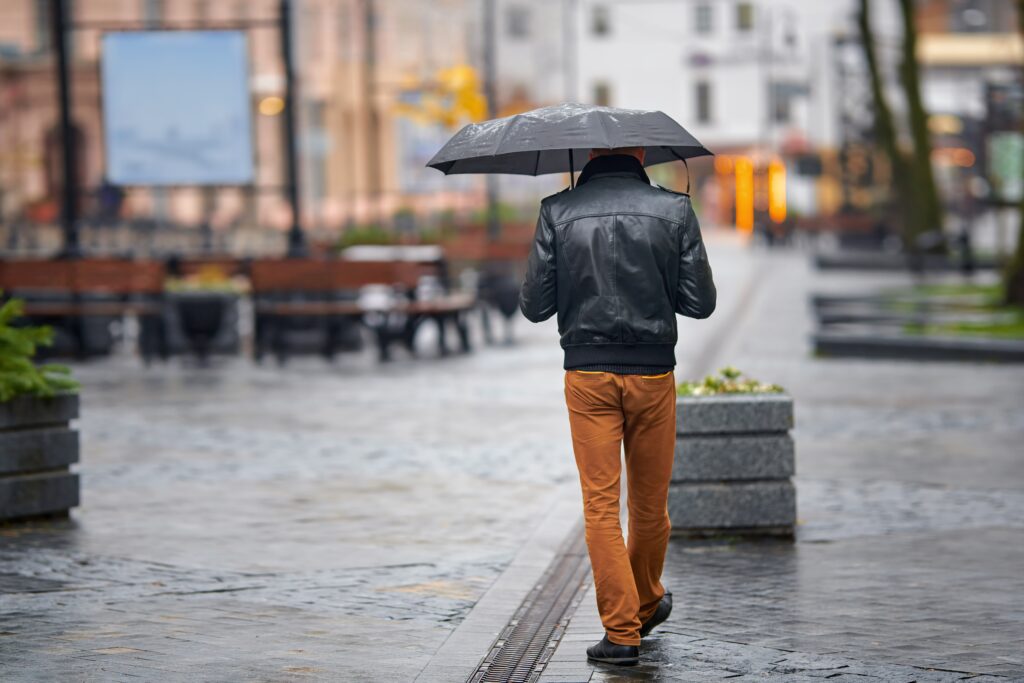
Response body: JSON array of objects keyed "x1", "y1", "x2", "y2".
[
  {"x1": 544, "y1": 251, "x2": 1024, "y2": 682},
  {"x1": 0, "y1": 310, "x2": 589, "y2": 682},
  {"x1": 3, "y1": 241, "x2": 1023, "y2": 682}
]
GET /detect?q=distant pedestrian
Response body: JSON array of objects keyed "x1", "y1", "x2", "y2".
[{"x1": 519, "y1": 147, "x2": 717, "y2": 666}]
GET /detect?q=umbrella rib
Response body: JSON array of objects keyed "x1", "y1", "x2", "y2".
[
  {"x1": 533, "y1": 150, "x2": 541, "y2": 176},
  {"x1": 595, "y1": 112, "x2": 613, "y2": 150},
  {"x1": 490, "y1": 114, "x2": 520, "y2": 158}
]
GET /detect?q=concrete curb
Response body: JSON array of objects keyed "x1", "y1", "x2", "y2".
[
  {"x1": 814, "y1": 332, "x2": 1024, "y2": 362},
  {"x1": 414, "y1": 485, "x2": 583, "y2": 683}
]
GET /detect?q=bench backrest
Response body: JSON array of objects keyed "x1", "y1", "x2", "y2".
[
  {"x1": 0, "y1": 259, "x2": 165, "y2": 295},
  {"x1": 249, "y1": 260, "x2": 333, "y2": 293},
  {"x1": 250, "y1": 259, "x2": 438, "y2": 293},
  {"x1": 73, "y1": 260, "x2": 165, "y2": 294}
]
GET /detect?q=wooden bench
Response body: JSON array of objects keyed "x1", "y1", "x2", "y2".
[
  {"x1": 0, "y1": 259, "x2": 166, "y2": 359},
  {"x1": 250, "y1": 259, "x2": 474, "y2": 363}
]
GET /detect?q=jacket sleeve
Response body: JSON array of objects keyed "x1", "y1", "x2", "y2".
[
  {"x1": 519, "y1": 203, "x2": 557, "y2": 322},
  {"x1": 675, "y1": 200, "x2": 717, "y2": 319}
]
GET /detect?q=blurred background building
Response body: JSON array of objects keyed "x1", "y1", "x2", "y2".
[{"x1": 0, "y1": 0, "x2": 1021, "y2": 255}]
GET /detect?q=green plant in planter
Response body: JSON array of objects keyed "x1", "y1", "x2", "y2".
[
  {"x1": 677, "y1": 366, "x2": 784, "y2": 397},
  {"x1": 165, "y1": 264, "x2": 247, "y2": 295},
  {"x1": 0, "y1": 295, "x2": 79, "y2": 402},
  {"x1": 336, "y1": 224, "x2": 396, "y2": 250}
]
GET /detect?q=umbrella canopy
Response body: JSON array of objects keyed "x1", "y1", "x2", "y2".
[{"x1": 426, "y1": 103, "x2": 712, "y2": 176}]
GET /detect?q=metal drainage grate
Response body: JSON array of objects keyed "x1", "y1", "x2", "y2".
[{"x1": 468, "y1": 522, "x2": 590, "y2": 683}]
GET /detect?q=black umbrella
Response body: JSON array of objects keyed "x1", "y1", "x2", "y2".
[{"x1": 426, "y1": 103, "x2": 712, "y2": 189}]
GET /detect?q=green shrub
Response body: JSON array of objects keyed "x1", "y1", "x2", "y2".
[
  {"x1": 336, "y1": 224, "x2": 396, "y2": 250},
  {"x1": 677, "y1": 366, "x2": 783, "y2": 397},
  {"x1": 0, "y1": 295, "x2": 79, "y2": 402}
]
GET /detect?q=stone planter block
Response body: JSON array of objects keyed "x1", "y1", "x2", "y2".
[
  {"x1": 668, "y1": 481, "x2": 796, "y2": 532},
  {"x1": 0, "y1": 394, "x2": 80, "y2": 522},
  {"x1": 0, "y1": 394, "x2": 79, "y2": 430},
  {"x1": 0, "y1": 472, "x2": 79, "y2": 519},
  {"x1": 0, "y1": 428, "x2": 79, "y2": 475},
  {"x1": 672, "y1": 433, "x2": 794, "y2": 482},
  {"x1": 676, "y1": 394, "x2": 793, "y2": 435},
  {"x1": 670, "y1": 393, "x2": 796, "y2": 536}
]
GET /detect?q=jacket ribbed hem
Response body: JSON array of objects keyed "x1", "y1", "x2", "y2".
[
  {"x1": 569, "y1": 363, "x2": 674, "y2": 375},
  {"x1": 563, "y1": 343, "x2": 676, "y2": 369}
]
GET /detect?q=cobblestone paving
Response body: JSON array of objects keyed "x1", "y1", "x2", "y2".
[
  {"x1": 5, "y1": 239, "x2": 1022, "y2": 681},
  {"x1": 0, "y1": 358, "x2": 564, "y2": 681},
  {"x1": 543, "y1": 251, "x2": 1024, "y2": 682},
  {"x1": 0, "y1": 234, "x2": 756, "y2": 682},
  {"x1": 0, "y1": 290, "x2": 591, "y2": 680}
]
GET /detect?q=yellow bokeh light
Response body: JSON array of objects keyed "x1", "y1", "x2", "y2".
[
  {"x1": 735, "y1": 157, "x2": 754, "y2": 233},
  {"x1": 768, "y1": 158, "x2": 787, "y2": 224},
  {"x1": 259, "y1": 96, "x2": 285, "y2": 116}
]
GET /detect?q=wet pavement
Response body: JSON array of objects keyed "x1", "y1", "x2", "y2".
[
  {"x1": 544, "y1": 252, "x2": 1024, "y2": 682},
  {"x1": 0, "y1": 313, "x2": 582, "y2": 681},
  {"x1": 3, "y1": 235, "x2": 1023, "y2": 681}
]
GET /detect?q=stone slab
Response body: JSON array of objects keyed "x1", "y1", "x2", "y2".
[
  {"x1": 0, "y1": 428, "x2": 79, "y2": 475},
  {"x1": 814, "y1": 251, "x2": 998, "y2": 272},
  {"x1": 673, "y1": 433, "x2": 794, "y2": 482},
  {"x1": 668, "y1": 480, "x2": 796, "y2": 530},
  {"x1": 676, "y1": 394, "x2": 793, "y2": 435},
  {"x1": 0, "y1": 471, "x2": 79, "y2": 520},
  {"x1": 0, "y1": 394, "x2": 79, "y2": 431},
  {"x1": 814, "y1": 332, "x2": 1024, "y2": 363}
]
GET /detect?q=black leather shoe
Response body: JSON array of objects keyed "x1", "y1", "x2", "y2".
[
  {"x1": 639, "y1": 591, "x2": 673, "y2": 638},
  {"x1": 586, "y1": 635, "x2": 639, "y2": 666}
]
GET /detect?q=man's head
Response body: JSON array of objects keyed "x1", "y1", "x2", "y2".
[{"x1": 588, "y1": 146, "x2": 646, "y2": 164}]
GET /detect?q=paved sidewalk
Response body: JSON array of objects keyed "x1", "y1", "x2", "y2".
[
  {"x1": 542, "y1": 251, "x2": 1024, "y2": 682},
  {"x1": 0, "y1": 324, "x2": 580, "y2": 681},
  {"x1": 0, "y1": 231, "x2": 753, "y2": 682},
  {"x1": 5, "y1": 237, "x2": 1019, "y2": 681}
]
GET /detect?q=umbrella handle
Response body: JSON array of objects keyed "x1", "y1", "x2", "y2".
[{"x1": 569, "y1": 149, "x2": 575, "y2": 189}]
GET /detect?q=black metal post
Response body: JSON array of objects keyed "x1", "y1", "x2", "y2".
[
  {"x1": 483, "y1": 0, "x2": 500, "y2": 242},
  {"x1": 280, "y1": 0, "x2": 305, "y2": 257},
  {"x1": 52, "y1": 0, "x2": 80, "y2": 258}
]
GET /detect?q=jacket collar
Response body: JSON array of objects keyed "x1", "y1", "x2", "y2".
[{"x1": 576, "y1": 153, "x2": 651, "y2": 187}]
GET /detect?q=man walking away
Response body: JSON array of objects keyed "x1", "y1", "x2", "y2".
[{"x1": 519, "y1": 147, "x2": 716, "y2": 666}]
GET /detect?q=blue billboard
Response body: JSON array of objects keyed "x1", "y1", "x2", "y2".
[{"x1": 101, "y1": 30, "x2": 254, "y2": 185}]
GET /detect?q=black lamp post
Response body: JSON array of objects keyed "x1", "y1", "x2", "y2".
[
  {"x1": 280, "y1": 0, "x2": 306, "y2": 257},
  {"x1": 51, "y1": 0, "x2": 81, "y2": 259}
]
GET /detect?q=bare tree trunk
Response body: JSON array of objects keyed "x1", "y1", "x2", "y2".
[
  {"x1": 897, "y1": 0, "x2": 945, "y2": 252},
  {"x1": 857, "y1": 0, "x2": 920, "y2": 249},
  {"x1": 1005, "y1": 0, "x2": 1024, "y2": 305}
]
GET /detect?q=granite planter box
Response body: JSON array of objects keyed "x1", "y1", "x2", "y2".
[
  {"x1": 669, "y1": 393, "x2": 795, "y2": 537},
  {"x1": 0, "y1": 393, "x2": 80, "y2": 522}
]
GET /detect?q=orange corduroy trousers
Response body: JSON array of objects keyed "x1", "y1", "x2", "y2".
[{"x1": 563, "y1": 369, "x2": 676, "y2": 646}]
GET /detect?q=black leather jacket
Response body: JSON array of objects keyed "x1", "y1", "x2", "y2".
[{"x1": 519, "y1": 154, "x2": 716, "y2": 369}]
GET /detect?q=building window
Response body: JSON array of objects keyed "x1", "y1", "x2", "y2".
[
  {"x1": 506, "y1": 5, "x2": 530, "y2": 39},
  {"x1": 695, "y1": 81, "x2": 711, "y2": 123},
  {"x1": 695, "y1": 3, "x2": 713, "y2": 34},
  {"x1": 955, "y1": 0, "x2": 999, "y2": 32},
  {"x1": 771, "y1": 82, "x2": 806, "y2": 124},
  {"x1": 592, "y1": 5, "x2": 610, "y2": 36},
  {"x1": 594, "y1": 81, "x2": 612, "y2": 107},
  {"x1": 736, "y1": 2, "x2": 754, "y2": 32},
  {"x1": 772, "y1": 84, "x2": 791, "y2": 123},
  {"x1": 34, "y1": 0, "x2": 51, "y2": 53},
  {"x1": 143, "y1": 0, "x2": 163, "y2": 24},
  {"x1": 784, "y1": 26, "x2": 797, "y2": 48}
]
